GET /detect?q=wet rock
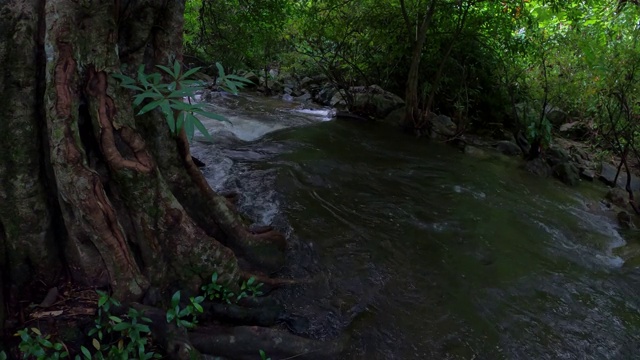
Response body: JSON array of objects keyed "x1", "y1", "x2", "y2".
[
  {"x1": 295, "y1": 92, "x2": 312, "y2": 102},
  {"x1": 464, "y1": 145, "x2": 489, "y2": 159},
  {"x1": 430, "y1": 115, "x2": 457, "y2": 139},
  {"x1": 559, "y1": 121, "x2": 590, "y2": 140},
  {"x1": 552, "y1": 162, "x2": 580, "y2": 186},
  {"x1": 618, "y1": 211, "x2": 635, "y2": 229},
  {"x1": 349, "y1": 85, "x2": 404, "y2": 119},
  {"x1": 525, "y1": 158, "x2": 551, "y2": 177},
  {"x1": 545, "y1": 106, "x2": 568, "y2": 126},
  {"x1": 606, "y1": 188, "x2": 628, "y2": 208},
  {"x1": 330, "y1": 90, "x2": 348, "y2": 109},
  {"x1": 580, "y1": 168, "x2": 596, "y2": 181},
  {"x1": 546, "y1": 145, "x2": 570, "y2": 167},
  {"x1": 599, "y1": 162, "x2": 640, "y2": 190},
  {"x1": 494, "y1": 141, "x2": 522, "y2": 156}
]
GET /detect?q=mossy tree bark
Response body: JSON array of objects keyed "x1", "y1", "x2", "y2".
[{"x1": 0, "y1": 0, "x2": 285, "y2": 323}]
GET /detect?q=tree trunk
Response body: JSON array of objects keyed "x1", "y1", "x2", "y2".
[
  {"x1": 0, "y1": 0, "x2": 285, "y2": 324},
  {"x1": 401, "y1": 0, "x2": 437, "y2": 133}
]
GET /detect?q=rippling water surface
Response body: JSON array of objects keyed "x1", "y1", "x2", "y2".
[{"x1": 191, "y1": 93, "x2": 640, "y2": 359}]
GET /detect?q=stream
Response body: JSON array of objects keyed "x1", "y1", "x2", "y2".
[{"x1": 191, "y1": 92, "x2": 640, "y2": 359}]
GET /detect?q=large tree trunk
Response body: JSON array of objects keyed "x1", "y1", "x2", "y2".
[{"x1": 0, "y1": 0, "x2": 285, "y2": 322}]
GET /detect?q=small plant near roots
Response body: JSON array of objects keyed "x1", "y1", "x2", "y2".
[
  {"x1": 111, "y1": 60, "x2": 250, "y2": 141},
  {"x1": 14, "y1": 327, "x2": 69, "y2": 360},
  {"x1": 78, "y1": 291, "x2": 160, "y2": 360},
  {"x1": 165, "y1": 291, "x2": 204, "y2": 329},
  {"x1": 202, "y1": 272, "x2": 265, "y2": 304},
  {"x1": 259, "y1": 349, "x2": 272, "y2": 360}
]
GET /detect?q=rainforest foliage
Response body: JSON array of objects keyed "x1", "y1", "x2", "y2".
[{"x1": 185, "y1": 0, "x2": 640, "y2": 155}]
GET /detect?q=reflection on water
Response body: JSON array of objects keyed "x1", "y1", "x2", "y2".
[{"x1": 192, "y1": 93, "x2": 640, "y2": 359}]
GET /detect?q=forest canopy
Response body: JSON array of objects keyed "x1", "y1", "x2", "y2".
[{"x1": 185, "y1": 0, "x2": 640, "y2": 157}]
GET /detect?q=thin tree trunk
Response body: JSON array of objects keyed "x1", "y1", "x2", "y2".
[{"x1": 401, "y1": 0, "x2": 437, "y2": 133}]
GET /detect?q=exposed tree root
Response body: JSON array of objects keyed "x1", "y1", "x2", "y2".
[{"x1": 200, "y1": 301, "x2": 283, "y2": 327}]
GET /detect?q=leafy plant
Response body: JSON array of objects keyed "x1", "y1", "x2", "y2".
[
  {"x1": 80, "y1": 291, "x2": 160, "y2": 360},
  {"x1": 259, "y1": 349, "x2": 271, "y2": 360},
  {"x1": 111, "y1": 60, "x2": 248, "y2": 142},
  {"x1": 14, "y1": 328, "x2": 69, "y2": 360},
  {"x1": 201, "y1": 272, "x2": 236, "y2": 304},
  {"x1": 165, "y1": 291, "x2": 204, "y2": 329},
  {"x1": 236, "y1": 276, "x2": 264, "y2": 302}
]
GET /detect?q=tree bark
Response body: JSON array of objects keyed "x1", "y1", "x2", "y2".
[
  {"x1": 0, "y1": 0, "x2": 285, "y2": 324},
  {"x1": 401, "y1": 0, "x2": 437, "y2": 133}
]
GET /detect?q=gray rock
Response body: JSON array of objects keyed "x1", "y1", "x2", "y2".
[
  {"x1": 559, "y1": 121, "x2": 590, "y2": 140},
  {"x1": 295, "y1": 93, "x2": 312, "y2": 102},
  {"x1": 606, "y1": 188, "x2": 628, "y2": 208},
  {"x1": 580, "y1": 169, "x2": 595, "y2": 181},
  {"x1": 525, "y1": 158, "x2": 551, "y2": 177},
  {"x1": 552, "y1": 162, "x2": 580, "y2": 186},
  {"x1": 618, "y1": 211, "x2": 634, "y2": 229},
  {"x1": 599, "y1": 162, "x2": 640, "y2": 190},
  {"x1": 430, "y1": 115, "x2": 457, "y2": 138},
  {"x1": 546, "y1": 145, "x2": 570, "y2": 167},
  {"x1": 494, "y1": 141, "x2": 522, "y2": 156},
  {"x1": 282, "y1": 94, "x2": 294, "y2": 102},
  {"x1": 330, "y1": 90, "x2": 348, "y2": 109},
  {"x1": 545, "y1": 106, "x2": 568, "y2": 126},
  {"x1": 349, "y1": 85, "x2": 404, "y2": 119},
  {"x1": 299, "y1": 76, "x2": 314, "y2": 89}
]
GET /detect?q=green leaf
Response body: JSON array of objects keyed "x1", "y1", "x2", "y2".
[
  {"x1": 81, "y1": 346, "x2": 92, "y2": 360},
  {"x1": 185, "y1": 113, "x2": 195, "y2": 140},
  {"x1": 193, "y1": 109, "x2": 230, "y2": 123},
  {"x1": 173, "y1": 60, "x2": 181, "y2": 79},
  {"x1": 215, "y1": 62, "x2": 226, "y2": 77},
  {"x1": 171, "y1": 291, "x2": 181, "y2": 306},
  {"x1": 156, "y1": 64, "x2": 173, "y2": 76},
  {"x1": 169, "y1": 101, "x2": 198, "y2": 111},
  {"x1": 182, "y1": 66, "x2": 202, "y2": 79},
  {"x1": 108, "y1": 315, "x2": 123, "y2": 323},
  {"x1": 168, "y1": 89, "x2": 196, "y2": 99},
  {"x1": 191, "y1": 115, "x2": 215, "y2": 143},
  {"x1": 137, "y1": 99, "x2": 165, "y2": 115},
  {"x1": 120, "y1": 84, "x2": 144, "y2": 91},
  {"x1": 112, "y1": 322, "x2": 130, "y2": 332},
  {"x1": 166, "y1": 311, "x2": 176, "y2": 323}
]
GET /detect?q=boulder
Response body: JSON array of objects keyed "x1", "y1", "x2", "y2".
[
  {"x1": 559, "y1": 121, "x2": 590, "y2": 140},
  {"x1": 298, "y1": 77, "x2": 314, "y2": 89},
  {"x1": 580, "y1": 169, "x2": 596, "y2": 181},
  {"x1": 349, "y1": 85, "x2": 404, "y2": 119},
  {"x1": 295, "y1": 92, "x2": 312, "y2": 103},
  {"x1": 430, "y1": 115, "x2": 457, "y2": 139},
  {"x1": 545, "y1": 106, "x2": 568, "y2": 126},
  {"x1": 545, "y1": 145, "x2": 570, "y2": 167},
  {"x1": 618, "y1": 211, "x2": 634, "y2": 229},
  {"x1": 599, "y1": 162, "x2": 640, "y2": 190},
  {"x1": 552, "y1": 162, "x2": 580, "y2": 186},
  {"x1": 270, "y1": 81, "x2": 284, "y2": 93},
  {"x1": 606, "y1": 188, "x2": 628, "y2": 208},
  {"x1": 330, "y1": 90, "x2": 348, "y2": 109},
  {"x1": 494, "y1": 141, "x2": 522, "y2": 156},
  {"x1": 525, "y1": 158, "x2": 551, "y2": 177},
  {"x1": 313, "y1": 85, "x2": 338, "y2": 106}
]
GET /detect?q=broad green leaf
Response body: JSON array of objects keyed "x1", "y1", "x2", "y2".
[
  {"x1": 173, "y1": 60, "x2": 181, "y2": 79},
  {"x1": 137, "y1": 99, "x2": 165, "y2": 115},
  {"x1": 193, "y1": 109, "x2": 231, "y2": 123},
  {"x1": 182, "y1": 66, "x2": 202, "y2": 79},
  {"x1": 192, "y1": 116, "x2": 215, "y2": 143},
  {"x1": 185, "y1": 113, "x2": 195, "y2": 140},
  {"x1": 171, "y1": 291, "x2": 181, "y2": 306},
  {"x1": 215, "y1": 62, "x2": 226, "y2": 77},
  {"x1": 169, "y1": 101, "x2": 197, "y2": 111},
  {"x1": 160, "y1": 101, "x2": 176, "y2": 134}
]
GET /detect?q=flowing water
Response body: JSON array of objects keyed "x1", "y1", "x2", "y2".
[{"x1": 191, "y1": 93, "x2": 640, "y2": 360}]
